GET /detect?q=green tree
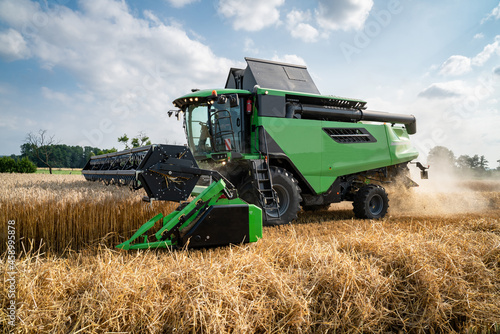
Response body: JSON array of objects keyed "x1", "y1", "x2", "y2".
[
  {"x1": 427, "y1": 146, "x2": 455, "y2": 170},
  {"x1": 118, "y1": 132, "x2": 151, "y2": 149},
  {"x1": 84, "y1": 146, "x2": 102, "y2": 164},
  {"x1": 456, "y1": 155, "x2": 469, "y2": 169},
  {"x1": 469, "y1": 155, "x2": 480, "y2": 169},
  {"x1": 478, "y1": 155, "x2": 488, "y2": 170},
  {"x1": 455, "y1": 154, "x2": 489, "y2": 176},
  {"x1": 118, "y1": 134, "x2": 130, "y2": 149},
  {"x1": 95, "y1": 148, "x2": 118, "y2": 156},
  {"x1": 16, "y1": 157, "x2": 37, "y2": 173},
  {"x1": 0, "y1": 156, "x2": 37, "y2": 173},
  {"x1": 22, "y1": 142, "x2": 110, "y2": 168},
  {"x1": 0, "y1": 157, "x2": 17, "y2": 173}
]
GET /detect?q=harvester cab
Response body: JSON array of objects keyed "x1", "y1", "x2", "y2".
[
  {"x1": 185, "y1": 91, "x2": 243, "y2": 157},
  {"x1": 83, "y1": 57, "x2": 428, "y2": 250}
]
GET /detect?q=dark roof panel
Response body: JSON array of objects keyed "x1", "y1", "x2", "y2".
[
  {"x1": 224, "y1": 57, "x2": 320, "y2": 94},
  {"x1": 245, "y1": 57, "x2": 320, "y2": 94}
]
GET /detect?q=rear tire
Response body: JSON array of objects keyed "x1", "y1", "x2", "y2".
[{"x1": 353, "y1": 184, "x2": 389, "y2": 219}]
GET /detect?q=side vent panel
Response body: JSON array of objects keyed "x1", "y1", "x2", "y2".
[{"x1": 323, "y1": 128, "x2": 377, "y2": 144}]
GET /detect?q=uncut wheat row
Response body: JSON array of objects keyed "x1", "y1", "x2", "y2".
[{"x1": 0, "y1": 174, "x2": 176, "y2": 253}]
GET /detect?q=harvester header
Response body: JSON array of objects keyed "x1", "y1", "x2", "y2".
[{"x1": 84, "y1": 144, "x2": 262, "y2": 249}]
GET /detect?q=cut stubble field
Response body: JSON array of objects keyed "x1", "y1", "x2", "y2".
[{"x1": 1, "y1": 174, "x2": 499, "y2": 333}]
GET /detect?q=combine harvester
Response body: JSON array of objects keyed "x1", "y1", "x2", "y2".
[{"x1": 83, "y1": 58, "x2": 428, "y2": 249}]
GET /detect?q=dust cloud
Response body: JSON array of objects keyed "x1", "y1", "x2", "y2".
[{"x1": 387, "y1": 165, "x2": 497, "y2": 216}]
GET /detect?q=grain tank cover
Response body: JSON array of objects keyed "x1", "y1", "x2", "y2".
[{"x1": 225, "y1": 57, "x2": 320, "y2": 94}]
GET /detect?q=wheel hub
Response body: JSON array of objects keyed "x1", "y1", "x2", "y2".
[
  {"x1": 368, "y1": 194, "x2": 384, "y2": 216},
  {"x1": 267, "y1": 184, "x2": 290, "y2": 218}
]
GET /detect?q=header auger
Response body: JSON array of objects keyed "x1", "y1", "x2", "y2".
[{"x1": 83, "y1": 57, "x2": 428, "y2": 249}]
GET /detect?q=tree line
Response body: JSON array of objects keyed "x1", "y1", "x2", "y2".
[
  {"x1": 2, "y1": 144, "x2": 107, "y2": 174},
  {"x1": 2, "y1": 130, "x2": 152, "y2": 174},
  {"x1": 427, "y1": 146, "x2": 499, "y2": 176},
  {"x1": 20, "y1": 143, "x2": 106, "y2": 169},
  {"x1": 0, "y1": 156, "x2": 37, "y2": 173}
]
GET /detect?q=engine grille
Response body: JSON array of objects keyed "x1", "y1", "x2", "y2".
[{"x1": 323, "y1": 128, "x2": 377, "y2": 144}]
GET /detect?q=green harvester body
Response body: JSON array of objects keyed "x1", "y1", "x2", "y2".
[{"x1": 83, "y1": 57, "x2": 427, "y2": 249}]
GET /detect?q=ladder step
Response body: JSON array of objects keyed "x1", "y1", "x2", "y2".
[{"x1": 252, "y1": 158, "x2": 281, "y2": 219}]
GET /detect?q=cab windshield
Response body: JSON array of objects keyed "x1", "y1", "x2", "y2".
[{"x1": 185, "y1": 98, "x2": 243, "y2": 157}]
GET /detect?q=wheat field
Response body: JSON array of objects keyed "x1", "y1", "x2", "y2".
[
  {"x1": 0, "y1": 174, "x2": 176, "y2": 253},
  {"x1": 1, "y1": 173, "x2": 500, "y2": 333}
]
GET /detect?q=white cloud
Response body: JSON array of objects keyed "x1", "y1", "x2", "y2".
[
  {"x1": 217, "y1": 0, "x2": 373, "y2": 42},
  {"x1": 481, "y1": 2, "x2": 500, "y2": 24},
  {"x1": 0, "y1": 0, "x2": 236, "y2": 91},
  {"x1": 244, "y1": 38, "x2": 258, "y2": 54},
  {"x1": 0, "y1": 28, "x2": 30, "y2": 61},
  {"x1": 271, "y1": 54, "x2": 306, "y2": 66},
  {"x1": 0, "y1": 0, "x2": 40, "y2": 27},
  {"x1": 474, "y1": 33, "x2": 484, "y2": 39},
  {"x1": 418, "y1": 81, "x2": 467, "y2": 99},
  {"x1": 316, "y1": 0, "x2": 374, "y2": 31},
  {"x1": 286, "y1": 10, "x2": 319, "y2": 43},
  {"x1": 41, "y1": 87, "x2": 73, "y2": 104},
  {"x1": 0, "y1": 0, "x2": 239, "y2": 149},
  {"x1": 438, "y1": 36, "x2": 500, "y2": 76},
  {"x1": 165, "y1": 0, "x2": 199, "y2": 8},
  {"x1": 439, "y1": 55, "x2": 472, "y2": 76},
  {"x1": 411, "y1": 73, "x2": 498, "y2": 166},
  {"x1": 471, "y1": 36, "x2": 500, "y2": 66},
  {"x1": 418, "y1": 77, "x2": 496, "y2": 105},
  {"x1": 217, "y1": 0, "x2": 284, "y2": 31},
  {"x1": 284, "y1": 0, "x2": 374, "y2": 42}
]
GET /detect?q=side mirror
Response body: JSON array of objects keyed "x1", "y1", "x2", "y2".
[
  {"x1": 216, "y1": 94, "x2": 239, "y2": 108},
  {"x1": 229, "y1": 94, "x2": 239, "y2": 108},
  {"x1": 217, "y1": 95, "x2": 227, "y2": 105}
]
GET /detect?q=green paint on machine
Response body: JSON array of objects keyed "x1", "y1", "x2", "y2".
[{"x1": 83, "y1": 57, "x2": 428, "y2": 249}]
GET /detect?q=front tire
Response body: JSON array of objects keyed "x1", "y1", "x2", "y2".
[
  {"x1": 353, "y1": 184, "x2": 389, "y2": 219},
  {"x1": 266, "y1": 167, "x2": 302, "y2": 225},
  {"x1": 238, "y1": 167, "x2": 302, "y2": 226}
]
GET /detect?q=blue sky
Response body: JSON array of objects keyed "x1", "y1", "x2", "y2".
[{"x1": 0, "y1": 0, "x2": 499, "y2": 167}]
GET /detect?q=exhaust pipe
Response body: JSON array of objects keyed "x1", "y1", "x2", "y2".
[{"x1": 287, "y1": 104, "x2": 417, "y2": 135}]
